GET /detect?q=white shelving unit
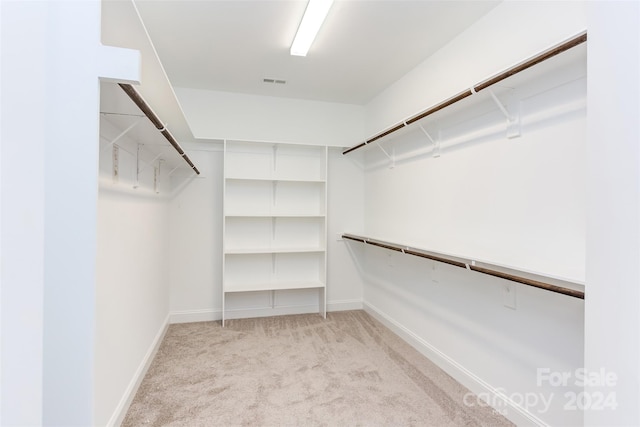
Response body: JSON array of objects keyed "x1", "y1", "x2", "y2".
[{"x1": 222, "y1": 140, "x2": 328, "y2": 325}]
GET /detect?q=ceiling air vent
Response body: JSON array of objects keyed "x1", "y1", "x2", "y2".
[{"x1": 263, "y1": 78, "x2": 286, "y2": 84}]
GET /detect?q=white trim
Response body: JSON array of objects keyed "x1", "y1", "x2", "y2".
[
  {"x1": 363, "y1": 302, "x2": 548, "y2": 427},
  {"x1": 327, "y1": 298, "x2": 363, "y2": 312},
  {"x1": 170, "y1": 308, "x2": 219, "y2": 324},
  {"x1": 224, "y1": 304, "x2": 319, "y2": 321},
  {"x1": 169, "y1": 299, "x2": 363, "y2": 325},
  {"x1": 107, "y1": 314, "x2": 170, "y2": 427}
]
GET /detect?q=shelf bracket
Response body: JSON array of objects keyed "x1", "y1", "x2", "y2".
[
  {"x1": 112, "y1": 144, "x2": 119, "y2": 183},
  {"x1": 375, "y1": 141, "x2": 395, "y2": 169},
  {"x1": 134, "y1": 145, "x2": 165, "y2": 190},
  {"x1": 101, "y1": 117, "x2": 142, "y2": 153},
  {"x1": 133, "y1": 144, "x2": 142, "y2": 189},
  {"x1": 489, "y1": 89, "x2": 521, "y2": 139},
  {"x1": 154, "y1": 159, "x2": 164, "y2": 194},
  {"x1": 418, "y1": 124, "x2": 441, "y2": 158}
]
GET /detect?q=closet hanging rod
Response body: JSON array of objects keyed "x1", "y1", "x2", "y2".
[
  {"x1": 342, "y1": 233, "x2": 585, "y2": 300},
  {"x1": 343, "y1": 32, "x2": 587, "y2": 155},
  {"x1": 118, "y1": 83, "x2": 200, "y2": 175}
]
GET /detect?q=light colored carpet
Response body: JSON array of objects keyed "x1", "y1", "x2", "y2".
[{"x1": 122, "y1": 310, "x2": 513, "y2": 426}]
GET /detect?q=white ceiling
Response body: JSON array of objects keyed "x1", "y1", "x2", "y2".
[{"x1": 134, "y1": 0, "x2": 500, "y2": 105}]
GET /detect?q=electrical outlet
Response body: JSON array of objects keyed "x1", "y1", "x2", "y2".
[{"x1": 503, "y1": 283, "x2": 516, "y2": 309}]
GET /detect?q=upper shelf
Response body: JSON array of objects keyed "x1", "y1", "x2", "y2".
[
  {"x1": 343, "y1": 32, "x2": 587, "y2": 156},
  {"x1": 101, "y1": 0, "x2": 197, "y2": 145},
  {"x1": 225, "y1": 140, "x2": 327, "y2": 182},
  {"x1": 100, "y1": 82, "x2": 200, "y2": 176}
]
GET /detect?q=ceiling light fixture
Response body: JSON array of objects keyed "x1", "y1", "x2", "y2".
[{"x1": 290, "y1": 0, "x2": 334, "y2": 57}]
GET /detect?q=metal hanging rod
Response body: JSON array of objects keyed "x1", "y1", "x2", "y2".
[
  {"x1": 118, "y1": 83, "x2": 200, "y2": 175},
  {"x1": 342, "y1": 233, "x2": 585, "y2": 300},
  {"x1": 343, "y1": 32, "x2": 587, "y2": 155}
]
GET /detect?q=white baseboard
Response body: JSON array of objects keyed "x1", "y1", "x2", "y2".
[
  {"x1": 363, "y1": 302, "x2": 548, "y2": 427},
  {"x1": 170, "y1": 308, "x2": 220, "y2": 324},
  {"x1": 108, "y1": 314, "x2": 170, "y2": 427},
  {"x1": 225, "y1": 304, "x2": 320, "y2": 320},
  {"x1": 328, "y1": 298, "x2": 363, "y2": 312},
  {"x1": 169, "y1": 299, "x2": 363, "y2": 325}
]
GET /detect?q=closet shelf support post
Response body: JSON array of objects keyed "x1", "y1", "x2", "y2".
[
  {"x1": 154, "y1": 159, "x2": 164, "y2": 194},
  {"x1": 133, "y1": 143, "x2": 142, "y2": 189},
  {"x1": 489, "y1": 89, "x2": 521, "y2": 139},
  {"x1": 112, "y1": 144, "x2": 119, "y2": 183},
  {"x1": 375, "y1": 141, "x2": 395, "y2": 169},
  {"x1": 418, "y1": 124, "x2": 441, "y2": 158}
]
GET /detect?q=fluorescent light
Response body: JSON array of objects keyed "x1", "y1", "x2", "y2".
[{"x1": 290, "y1": 0, "x2": 334, "y2": 56}]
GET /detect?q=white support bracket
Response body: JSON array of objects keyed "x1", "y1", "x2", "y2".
[
  {"x1": 489, "y1": 89, "x2": 521, "y2": 139},
  {"x1": 112, "y1": 144, "x2": 119, "y2": 184},
  {"x1": 133, "y1": 143, "x2": 142, "y2": 189},
  {"x1": 100, "y1": 117, "x2": 142, "y2": 152},
  {"x1": 154, "y1": 159, "x2": 164, "y2": 194},
  {"x1": 418, "y1": 124, "x2": 441, "y2": 158},
  {"x1": 375, "y1": 141, "x2": 395, "y2": 169}
]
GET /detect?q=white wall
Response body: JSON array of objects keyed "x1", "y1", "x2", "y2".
[
  {"x1": 1, "y1": 3, "x2": 47, "y2": 423},
  {"x1": 327, "y1": 148, "x2": 365, "y2": 309},
  {"x1": 168, "y1": 147, "x2": 223, "y2": 322},
  {"x1": 95, "y1": 189, "x2": 170, "y2": 427},
  {"x1": 1, "y1": 1, "x2": 138, "y2": 425},
  {"x1": 351, "y1": 1, "x2": 588, "y2": 425},
  {"x1": 361, "y1": 247, "x2": 584, "y2": 426},
  {"x1": 585, "y1": 1, "x2": 640, "y2": 425},
  {"x1": 94, "y1": 117, "x2": 172, "y2": 426},
  {"x1": 363, "y1": 65, "x2": 586, "y2": 281},
  {"x1": 174, "y1": 88, "x2": 364, "y2": 147},
  {"x1": 168, "y1": 145, "x2": 365, "y2": 323},
  {"x1": 358, "y1": 85, "x2": 586, "y2": 427}
]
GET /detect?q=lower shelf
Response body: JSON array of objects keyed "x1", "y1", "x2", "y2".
[
  {"x1": 221, "y1": 280, "x2": 327, "y2": 326},
  {"x1": 223, "y1": 280, "x2": 325, "y2": 294},
  {"x1": 342, "y1": 233, "x2": 584, "y2": 299}
]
